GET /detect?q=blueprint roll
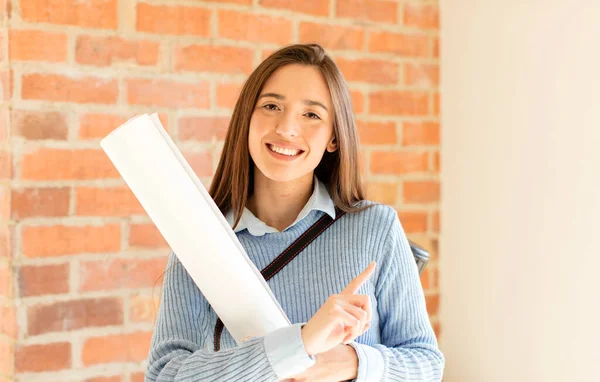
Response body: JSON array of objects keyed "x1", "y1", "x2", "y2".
[{"x1": 100, "y1": 113, "x2": 291, "y2": 345}]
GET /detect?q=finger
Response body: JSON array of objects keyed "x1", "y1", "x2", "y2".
[
  {"x1": 336, "y1": 300, "x2": 368, "y2": 342},
  {"x1": 329, "y1": 305, "x2": 362, "y2": 343},
  {"x1": 341, "y1": 261, "x2": 376, "y2": 295},
  {"x1": 339, "y1": 294, "x2": 371, "y2": 313}
]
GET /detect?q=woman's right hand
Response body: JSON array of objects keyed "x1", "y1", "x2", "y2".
[{"x1": 300, "y1": 262, "x2": 376, "y2": 357}]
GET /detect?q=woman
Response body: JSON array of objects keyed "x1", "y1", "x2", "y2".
[{"x1": 146, "y1": 44, "x2": 444, "y2": 381}]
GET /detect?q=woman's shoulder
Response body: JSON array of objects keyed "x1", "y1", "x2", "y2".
[{"x1": 343, "y1": 200, "x2": 398, "y2": 231}]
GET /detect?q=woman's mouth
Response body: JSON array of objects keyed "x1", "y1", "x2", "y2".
[{"x1": 267, "y1": 144, "x2": 304, "y2": 157}]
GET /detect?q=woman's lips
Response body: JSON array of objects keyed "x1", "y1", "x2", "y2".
[{"x1": 266, "y1": 143, "x2": 304, "y2": 161}]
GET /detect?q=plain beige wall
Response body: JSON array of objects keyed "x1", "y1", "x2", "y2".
[{"x1": 440, "y1": 1, "x2": 600, "y2": 381}]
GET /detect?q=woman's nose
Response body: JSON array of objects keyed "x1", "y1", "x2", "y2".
[{"x1": 274, "y1": 112, "x2": 299, "y2": 137}]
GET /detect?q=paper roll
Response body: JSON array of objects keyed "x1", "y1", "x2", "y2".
[{"x1": 100, "y1": 113, "x2": 291, "y2": 345}]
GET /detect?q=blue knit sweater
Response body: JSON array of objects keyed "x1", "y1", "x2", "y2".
[{"x1": 145, "y1": 202, "x2": 444, "y2": 381}]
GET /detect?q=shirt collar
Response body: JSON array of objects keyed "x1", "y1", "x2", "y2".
[{"x1": 225, "y1": 176, "x2": 336, "y2": 237}]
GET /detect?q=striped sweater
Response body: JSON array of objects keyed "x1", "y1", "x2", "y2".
[{"x1": 145, "y1": 202, "x2": 444, "y2": 381}]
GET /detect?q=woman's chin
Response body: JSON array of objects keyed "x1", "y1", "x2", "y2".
[{"x1": 254, "y1": 166, "x2": 313, "y2": 184}]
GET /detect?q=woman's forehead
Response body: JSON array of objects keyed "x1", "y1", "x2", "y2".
[{"x1": 261, "y1": 64, "x2": 332, "y2": 107}]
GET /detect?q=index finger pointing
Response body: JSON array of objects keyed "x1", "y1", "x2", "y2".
[{"x1": 341, "y1": 261, "x2": 376, "y2": 295}]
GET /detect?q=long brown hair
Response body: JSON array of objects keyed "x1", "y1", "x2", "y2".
[{"x1": 209, "y1": 43, "x2": 367, "y2": 228}]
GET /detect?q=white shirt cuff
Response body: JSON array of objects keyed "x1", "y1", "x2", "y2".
[
  {"x1": 263, "y1": 323, "x2": 316, "y2": 379},
  {"x1": 347, "y1": 341, "x2": 385, "y2": 381}
]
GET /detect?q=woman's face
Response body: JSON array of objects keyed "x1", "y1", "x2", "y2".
[{"x1": 248, "y1": 64, "x2": 336, "y2": 184}]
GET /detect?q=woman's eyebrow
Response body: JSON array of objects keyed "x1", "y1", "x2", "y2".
[{"x1": 258, "y1": 92, "x2": 328, "y2": 112}]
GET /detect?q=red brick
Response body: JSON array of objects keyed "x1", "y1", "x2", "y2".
[
  {"x1": 80, "y1": 113, "x2": 126, "y2": 139},
  {"x1": 337, "y1": 58, "x2": 398, "y2": 85},
  {"x1": 0, "y1": 226, "x2": 10, "y2": 260},
  {"x1": 431, "y1": 238, "x2": 438, "y2": 260},
  {"x1": 9, "y1": 29, "x2": 67, "y2": 62},
  {"x1": 0, "y1": 150, "x2": 10, "y2": 180},
  {"x1": 79, "y1": 113, "x2": 168, "y2": 140},
  {"x1": 126, "y1": 78, "x2": 210, "y2": 109},
  {"x1": 0, "y1": 186, "x2": 7, "y2": 219},
  {"x1": 82, "y1": 331, "x2": 152, "y2": 365},
  {"x1": 366, "y1": 182, "x2": 397, "y2": 205},
  {"x1": 20, "y1": 148, "x2": 119, "y2": 180},
  {"x1": 403, "y1": 121, "x2": 440, "y2": 146},
  {"x1": 79, "y1": 257, "x2": 168, "y2": 292},
  {"x1": 136, "y1": 3, "x2": 211, "y2": 36},
  {"x1": 432, "y1": 151, "x2": 440, "y2": 172},
  {"x1": 11, "y1": 109, "x2": 68, "y2": 140},
  {"x1": 371, "y1": 151, "x2": 428, "y2": 175},
  {"x1": 0, "y1": 305, "x2": 16, "y2": 339},
  {"x1": 433, "y1": 37, "x2": 440, "y2": 58},
  {"x1": 218, "y1": 10, "x2": 293, "y2": 44},
  {"x1": 420, "y1": 266, "x2": 436, "y2": 290},
  {"x1": 432, "y1": 210, "x2": 440, "y2": 233},
  {"x1": 420, "y1": 266, "x2": 430, "y2": 289},
  {"x1": 404, "y1": 2, "x2": 439, "y2": 29},
  {"x1": 202, "y1": 0, "x2": 251, "y2": 3},
  {"x1": 86, "y1": 376, "x2": 122, "y2": 382},
  {"x1": 129, "y1": 223, "x2": 168, "y2": 249},
  {"x1": 22, "y1": 224, "x2": 121, "y2": 258},
  {"x1": 369, "y1": 91, "x2": 429, "y2": 116},
  {"x1": 174, "y1": 45, "x2": 253, "y2": 74},
  {"x1": 368, "y1": 31, "x2": 429, "y2": 57},
  {"x1": 11, "y1": 187, "x2": 69, "y2": 219},
  {"x1": 259, "y1": 0, "x2": 329, "y2": 16},
  {"x1": 179, "y1": 116, "x2": 229, "y2": 142},
  {"x1": 216, "y1": 81, "x2": 243, "y2": 109},
  {"x1": 0, "y1": 261, "x2": 11, "y2": 297},
  {"x1": 404, "y1": 63, "x2": 439, "y2": 87},
  {"x1": 0, "y1": 108, "x2": 8, "y2": 141},
  {"x1": 183, "y1": 151, "x2": 213, "y2": 177},
  {"x1": 130, "y1": 293, "x2": 160, "y2": 323},
  {"x1": 403, "y1": 181, "x2": 440, "y2": 203},
  {"x1": 19, "y1": 263, "x2": 69, "y2": 297},
  {"x1": 299, "y1": 22, "x2": 364, "y2": 51},
  {"x1": 76, "y1": 35, "x2": 159, "y2": 67},
  {"x1": 432, "y1": 321, "x2": 441, "y2": 338},
  {"x1": 357, "y1": 121, "x2": 396, "y2": 145},
  {"x1": 15, "y1": 342, "x2": 71, "y2": 372},
  {"x1": 425, "y1": 294, "x2": 440, "y2": 315},
  {"x1": 260, "y1": 48, "x2": 277, "y2": 61},
  {"x1": 21, "y1": 0, "x2": 117, "y2": 29},
  {"x1": 397, "y1": 210, "x2": 428, "y2": 233},
  {"x1": 350, "y1": 90, "x2": 364, "y2": 114},
  {"x1": 22, "y1": 73, "x2": 118, "y2": 104},
  {"x1": 433, "y1": 92, "x2": 440, "y2": 116},
  {"x1": 337, "y1": 0, "x2": 397, "y2": 23},
  {"x1": 130, "y1": 372, "x2": 145, "y2": 382},
  {"x1": 0, "y1": 70, "x2": 12, "y2": 102},
  {"x1": 27, "y1": 298, "x2": 123, "y2": 336},
  {"x1": 0, "y1": 340, "x2": 12, "y2": 375},
  {"x1": 75, "y1": 187, "x2": 144, "y2": 216}
]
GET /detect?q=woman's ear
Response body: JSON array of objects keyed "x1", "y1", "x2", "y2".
[{"x1": 326, "y1": 136, "x2": 338, "y2": 153}]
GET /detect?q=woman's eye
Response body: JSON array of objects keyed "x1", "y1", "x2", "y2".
[
  {"x1": 305, "y1": 112, "x2": 321, "y2": 120},
  {"x1": 264, "y1": 104, "x2": 280, "y2": 111}
]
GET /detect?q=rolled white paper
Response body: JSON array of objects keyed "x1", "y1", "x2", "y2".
[{"x1": 100, "y1": 113, "x2": 291, "y2": 345}]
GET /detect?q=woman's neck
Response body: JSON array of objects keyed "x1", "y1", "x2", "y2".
[{"x1": 247, "y1": 170, "x2": 314, "y2": 232}]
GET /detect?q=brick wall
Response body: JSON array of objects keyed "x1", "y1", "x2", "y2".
[{"x1": 0, "y1": 0, "x2": 439, "y2": 380}]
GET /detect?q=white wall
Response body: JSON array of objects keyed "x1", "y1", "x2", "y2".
[{"x1": 440, "y1": 1, "x2": 600, "y2": 381}]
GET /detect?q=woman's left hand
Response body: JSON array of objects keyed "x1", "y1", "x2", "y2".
[{"x1": 281, "y1": 344, "x2": 359, "y2": 382}]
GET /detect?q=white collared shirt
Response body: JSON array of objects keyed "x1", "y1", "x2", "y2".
[{"x1": 224, "y1": 176, "x2": 336, "y2": 237}]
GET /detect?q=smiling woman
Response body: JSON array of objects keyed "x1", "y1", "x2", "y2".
[{"x1": 145, "y1": 44, "x2": 444, "y2": 382}]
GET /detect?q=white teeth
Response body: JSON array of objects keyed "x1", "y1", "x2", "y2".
[{"x1": 268, "y1": 144, "x2": 301, "y2": 156}]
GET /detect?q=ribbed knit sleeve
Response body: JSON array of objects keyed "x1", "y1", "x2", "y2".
[
  {"x1": 145, "y1": 253, "x2": 301, "y2": 382},
  {"x1": 349, "y1": 208, "x2": 445, "y2": 381}
]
